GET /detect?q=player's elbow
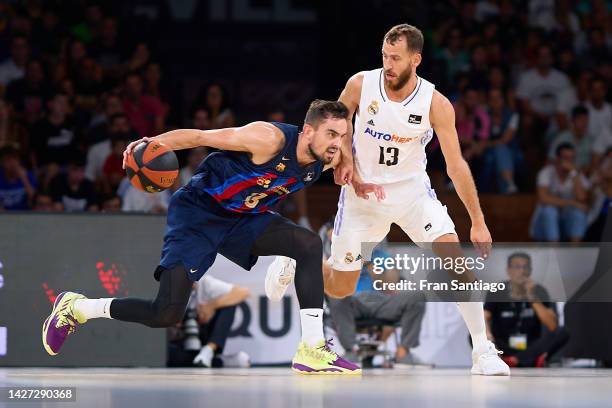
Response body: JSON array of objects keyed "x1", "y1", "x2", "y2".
[{"x1": 446, "y1": 159, "x2": 469, "y2": 180}]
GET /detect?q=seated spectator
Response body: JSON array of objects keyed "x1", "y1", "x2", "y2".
[
  {"x1": 99, "y1": 193, "x2": 122, "y2": 213},
  {"x1": 122, "y1": 72, "x2": 166, "y2": 138},
  {"x1": 556, "y1": 70, "x2": 591, "y2": 131},
  {"x1": 0, "y1": 35, "x2": 29, "y2": 86},
  {"x1": 0, "y1": 145, "x2": 35, "y2": 210},
  {"x1": 482, "y1": 88, "x2": 520, "y2": 193},
  {"x1": 530, "y1": 143, "x2": 590, "y2": 242},
  {"x1": 485, "y1": 253, "x2": 569, "y2": 367},
  {"x1": 191, "y1": 275, "x2": 251, "y2": 367},
  {"x1": 101, "y1": 134, "x2": 128, "y2": 193},
  {"x1": 176, "y1": 146, "x2": 208, "y2": 188},
  {"x1": 455, "y1": 88, "x2": 490, "y2": 167},
  {"x1": 118, "y1": 177, "x2": 170, "y2": 213},
  {"x1": 86, "y1": 112, "x2": 136, "y2": 185},
  {"x1": 0, "y1": 98, "x2": 28, "y2": 154},
  {"x1": 89, "y1": 17, "x2": 123, "y2": 78},
  {"x1": 588, "y1": 78, "x2": 612, "y2": 168},
  {"x1": 548, "y1": 106, "x2": 595, "y2": 173},
  {"x1": 5, "y1": 58, "x2": 50, "y2": 124},
  {"x1": 32, "y1": 193, "x2": 57, "y2": 212},
  {"x1": 29, "y1": 92, "x2": 78, "y2": 187},
  {"x1": 194, "y1": 83, "x2": 235, "y2": 129},
  {"x1": 48, "y1": 156, "x2": 97, "y2": 212},
  {"x1": 585, "y1": 149, "x2": 612, "y2": 240}
]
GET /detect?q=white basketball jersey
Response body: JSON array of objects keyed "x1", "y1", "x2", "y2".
[{"x1": 353, "y1": 68, "x2": 435, "y2": 185}]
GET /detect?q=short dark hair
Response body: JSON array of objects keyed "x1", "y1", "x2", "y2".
[
  {"x1": 556, "y1": 142, "x2": 575, "y2": 157},
  {"x1": 304, "y1": 100, "x2": 349, "y2": 128},
  {"x1": 384, "y1": 24, "x2": 424, "y2": 53},
  {"x1": 507, "y1": 252, "x2": 532, "y2": 269},
  {"x1": 109, "y1": 112, "x2": 128, "y2": 124},
  {"x1": 0, "y1": 145, "x2": 19, "y2": 160},
  {"x1": 571, "y1": 105, "x2": 589, "y2": 120}
]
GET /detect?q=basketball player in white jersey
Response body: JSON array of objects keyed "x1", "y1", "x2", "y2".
[{"x1": 265, "y1": 24, "x2": 509, "y2": 375}]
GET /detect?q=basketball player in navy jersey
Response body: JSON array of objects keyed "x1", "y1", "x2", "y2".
[{"x1": 42, "y1": 100, "x2": 362, "y2": 375}]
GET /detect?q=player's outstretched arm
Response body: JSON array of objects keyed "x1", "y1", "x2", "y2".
[
  {"x1": 431, "y1": 90, "x2": 491, "y2": 257},
  {"x1": 122, "y1": 122, "x2": 284, "y2": 169}
]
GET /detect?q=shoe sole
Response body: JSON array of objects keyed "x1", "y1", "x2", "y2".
[
  {"x1": 471, "y1": 367, "x2": 511, "y2": 376},
  {"x1": 291, "y1": 367, "x2": 362, "y2": 375},
  {"x1": 41, "y1": 291, "x2": 72, "y2": 356}
]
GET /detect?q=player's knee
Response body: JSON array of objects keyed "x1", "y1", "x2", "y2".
[
  {"x1": 326, "y1": 270, "x2": 359, "y2": 299},
  {"x1": 292, "y1": 227, "x2": 322, "y2": 261},
  {"x1": 148, "y1": 303, "x2": 185, "y2": 328}
]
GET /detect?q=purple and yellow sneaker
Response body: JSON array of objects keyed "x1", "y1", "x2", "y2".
[
  {"x1": 42, "y1": 291, "x2": 88, "y2": 356},
  {"x1": 292, "y1": 339, "x2": 362, "y2": 375}
]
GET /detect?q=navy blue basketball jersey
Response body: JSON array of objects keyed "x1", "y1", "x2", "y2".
[{"x1": 189, "y1": 122, "x2": 324, "y2": 213}]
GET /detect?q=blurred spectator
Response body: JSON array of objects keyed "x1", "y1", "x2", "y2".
[
  {"x1": 548, "y1": 106, "x2": 595, "y2": 173},
  {"x1": 90, "y1": 17, "x2": 123, "y2": 78},
  {"x1": 125, "y1": 42, "x2": 151, "y2": 73},
  {"x1": 122, "y1": 72, "x2": 166, "y2": 138},
  {"x1": 177, "y1": 146, "x2": 208, "y2": 188},
  {"x1": 71, "y1": 4, "x2": 104, "y2": 44},
  {"x1": 74, "y1": 57, "x2": 104, "y2": 113},
  {"x1": 482, "y1": 88, "x2": 520, "y2": 193},
  {"x1": 101, "y1": 134, "x2": 129, "y2": 193},
  {"x1": 588, "y1": 78, "x2": 612, "y2": 167},
  {"x1": 0, "y1": 98, "x2": 27, "y2": 153},
  {"x1": 530, "y1": 143, "x2": 590, "y2": 242},
  {"x1": 0, "y1": 145, "x2": 35, "y2": 210},
  {"x1": 29, "y1": 92, "x2": 77, "y2": 172},
  {"x1": 118, "y1": 177, "x2": 170, "y2": 213},
  {"x1": 436, "y1": 28, "x2": 469, "y2": 87},
  {"x1": 455, "y1": 88, "x2": 490, "y2": 166},
  {"x1": 191, "y1": 275, "x2": 250, "y2": 368},
  {"x1": 195, "y1": 83, "x2": 235, "y2": 129},
  {"x1": 586, "y1": 149, "x2": 612, "y2": 240},
  {"x1": 86, "y1": 112, "x2": 135, "y2": 186},
  {"x1": 48, "y1": 156, "x2": 97, "y2": 212},
  {"x1": 516, "y1": 45, "x2": 571, "y2": 136},
  {"x1": 5, "y1": 58, "x2": 50, "y2": 124},
  {"x1": 32, "y1": 193, "x2": 57, "y2": 211},
  {"x1": 556, "y1": 70, "x2": 592, "y2": 131},
  {"x1": 0, "y1": 35, "x2": 29, "y2": 86},
  {"x1": 485, "y1": 253, "x2": 568, "y2": 367},
  {"x1": 87, "y1": 93, "x2": 125, "y2": 144},
  {"x1": 100, "y1": 193, "x2": 122, "y2": 212}
]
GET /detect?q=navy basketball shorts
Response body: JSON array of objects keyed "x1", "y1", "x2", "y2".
[{"x1": 158, "y1": 186, "x2": 279, "y2": 281}]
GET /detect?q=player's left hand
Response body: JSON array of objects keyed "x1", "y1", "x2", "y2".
[
  {"x1": 334, "y1": 161, "x2": 353, "y2": 185},
  {"x1": 122, "y1": 136, "x2": 151, "y2": 169},
  {"x1": 470, "y1": 223, "x2": 492, "y2": 259}
]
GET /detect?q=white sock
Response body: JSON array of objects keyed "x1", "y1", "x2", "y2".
[
  {"x1": 300, "y1": 308, "x2": 325, "y2": 346},
  {"x1": 456, "y1": 302, "x2": 488, "y2": 353},
  {"x1": 74, "y1": 298, "x2": 115, "y2": 320}
]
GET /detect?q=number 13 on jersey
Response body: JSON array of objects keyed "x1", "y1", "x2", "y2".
[{"x1": 379, "y1": 146, "x2": 399, "y2": 166}]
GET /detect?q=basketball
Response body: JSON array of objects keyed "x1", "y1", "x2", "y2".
[{"x1": 125, "y1": 141, "x2": 179, "y2": 193}]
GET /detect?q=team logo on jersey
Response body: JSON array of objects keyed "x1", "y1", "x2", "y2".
[
  {"x1": 344, "y1": 252, "x2": 355, "y2": 264},
  {"x1": 257, "y1": 177, "x2": 271, "y2": 188},
  {"x1": 275, "y1": 163, "x2": 286, "y2": 172},
  {"x1": 303, "y1": 172, "x2": 314, "y2": 182},
  {"x1": 408, "y1": 114, "x2": 422, "y2": 124},
  {"x1": 367, "y1": 119, "x2": 375, "y2": 126},
  {"x1": 367, "y1": 100, "x2": 379, "y2": 115},
  {"x1": 424, "y1": 223, "x2": 432, "y2": 231}
]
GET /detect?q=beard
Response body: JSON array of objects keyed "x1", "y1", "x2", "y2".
[
  {"x1": 308, "y1": 144, "x2": 333, "y2": 164},
  {"x1": 385, "y1": 65, "x2": 413, "y2": 91}
]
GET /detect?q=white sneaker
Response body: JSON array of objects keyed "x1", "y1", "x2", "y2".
[
  {"x1": 265, "y1": 256, "x2": 296, "y2": 302},
  {"x1": 220, "y1": 351, "x2": 251, "y2": 368},
  {"x1": 471, "y1": 341, "x2": 510, "y2": 376},
  {"x1": 193, "y1": 345, "x2": 214, "y2": 367}
]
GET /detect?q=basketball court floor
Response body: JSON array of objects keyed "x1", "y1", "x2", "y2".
[{"x1": 2, "y1": 367, "x2": 612, "y2": 408}]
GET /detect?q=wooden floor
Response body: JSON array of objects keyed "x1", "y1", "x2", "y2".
[{"x1": 2, "y1": 367, "x2": 612, "y2": 408}]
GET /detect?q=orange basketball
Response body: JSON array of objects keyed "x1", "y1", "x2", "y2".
[{"x1": 125, "y1": 141, "x2": 179, "y2": 193}]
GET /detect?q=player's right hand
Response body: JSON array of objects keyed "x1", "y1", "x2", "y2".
[
  {"x1": 122, "y1": 137, "x2": 151, "y2": 169},
  {"x1": 353, "y1": 182, "x2": 386, "y2": 202},
  {"x1": 334, "y1": 161, "x2": 353, "y2": 185}
]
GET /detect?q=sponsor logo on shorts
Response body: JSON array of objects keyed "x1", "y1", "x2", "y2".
[
  {"x1": 367, "y1": 100, "x2": 379, "y2": 115},
  {"x1": 190, "y1": 268, "x2": 198, "y2": 274},
  {"x1": 408, "y1": 114, "x2": 422, "y2": 124},
  {"x1": 355, "y1": 254, "x2": 363, "y2": 261},
  {"x1": 282, "y1": 156, "x2": 291, "y2": 161},
  {"x1": 425, "y1": 223, "x2": 432, "y2": 231},
  {"x1": 364, "y1": 127, "x2": 416, "y2": 144}
]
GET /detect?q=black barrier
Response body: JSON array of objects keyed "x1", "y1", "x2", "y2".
[{"x1": 0, "y1": 213, "x2": 167, "y2": 367}]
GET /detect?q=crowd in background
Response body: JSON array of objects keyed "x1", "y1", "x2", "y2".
[{"x1": 0, "y1": 0, "x2": 610, "y2": 242}]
